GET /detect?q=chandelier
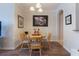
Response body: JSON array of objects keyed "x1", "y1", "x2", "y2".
[{"x1": 29, "y1": 3, "x2": 43, "y2": 12}]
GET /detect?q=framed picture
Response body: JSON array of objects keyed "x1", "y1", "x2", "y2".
[
  {"x1": 18, "y1": 15, "x2": 24, "y2": 28},
  {"x1": 65, "y1": 14, "x2": 72, "y2": 25},
  {"x1": 33, "y1": 15, "x2": 48, "y2": 27}
]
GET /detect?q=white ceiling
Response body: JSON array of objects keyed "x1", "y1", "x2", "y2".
[{"x1": 16, "y1": 3, "x2": 58, "y2": 11}]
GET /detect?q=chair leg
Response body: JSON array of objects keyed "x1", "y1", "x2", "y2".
[
  {"x1": 48, "y1": 42, "x2": 51, "y2": 50},
  {"x1": 40, "y1": 49, "x2": 41, "y2": 56},
  {"x1": 30, "y1": 49, "x2": 32, "y2": 56},
  {"x1": 16, "y1": 49, "x2": 20, "y2": 56},
  {"x1": 21, "y1": 43, "x2": 23, "y2": 49}
]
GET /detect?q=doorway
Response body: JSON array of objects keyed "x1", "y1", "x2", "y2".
[{"x1": 58, "y1": 10, "x2": 63, "y2": 46}]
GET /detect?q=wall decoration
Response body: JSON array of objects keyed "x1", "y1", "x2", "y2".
[
  {"x1": 33, "y1": 15, "x2": 48, "y2": 27},
  {"x1": 18, "y1": 15, "x2": 24, "y2": 28},
  {"x1": 65, "y1": 14, "x2": 72, "y2": 25}
]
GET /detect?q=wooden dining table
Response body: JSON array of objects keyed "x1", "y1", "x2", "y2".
[
  {"x1": 30, "y1": 34, "x2": 42, "y2": 40},
  {"x1": 29, "y1": 34, "x2": 46, "y2": 42}
]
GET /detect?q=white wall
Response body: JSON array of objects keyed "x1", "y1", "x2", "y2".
[
  {"x1": 0, "y1": 3, "x2": 15, "y2": 49},
  {"x1": 54, "y1": 3, "x2": 79, "y2": 55},
  {"x1": 14, "y1": 4, "x2": 26, "y2": 48},
  {"x1": 24, "y1": 9, "x2": 57, "y2": 41},
  {"x1": 0, "y1": 3, "x2": 26, "y2": 49}
]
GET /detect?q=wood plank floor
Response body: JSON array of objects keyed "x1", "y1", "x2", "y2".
[{"x1": 0, "y1": 42, "x2": 70, "y2": 56}]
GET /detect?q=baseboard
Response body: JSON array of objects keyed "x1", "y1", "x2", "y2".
[
  {"x1": 63, "y1": 46, "x2": 71, "y2": 55},
  {"x1": 0, "y1": 47, "x2": 15, "y2": 50}
]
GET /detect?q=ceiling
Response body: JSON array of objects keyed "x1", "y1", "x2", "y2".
[{"x1": 16, "y1": 3, "x2": 58, "y2": 11}]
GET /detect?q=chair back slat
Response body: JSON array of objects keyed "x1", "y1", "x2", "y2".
[
  {"x1": 47, "y1": 33, "x2": 51, "y2": 42},
  {"x1": 19, "y1": 32, "x2": 26, "y2": 41}
]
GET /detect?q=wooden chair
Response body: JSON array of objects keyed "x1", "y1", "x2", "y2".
[
  {"x1": 42, "y1": 32, "x2": 51, "y2": 50},
  {"x1": 19, "y1": 32, "x2": 30, "y2": 49},
  {"x1": 29, "y1": 36, "x2": 42, "y2": 56},
  {"x1": 47, "y1": 33, "x2": 51, "y2": 49}
]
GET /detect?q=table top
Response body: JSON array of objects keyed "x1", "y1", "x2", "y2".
[{"x1": 30, "y1": 34, "x2": 42, "y2": 39}]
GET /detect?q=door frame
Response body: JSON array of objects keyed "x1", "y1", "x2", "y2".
[{"x1": 57, "y1": 10, "x2": 64, "y2": 46}]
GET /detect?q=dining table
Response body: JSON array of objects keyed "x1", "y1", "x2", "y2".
[{"x1": 30, "y1": 34, "x2": 42, "y2": 39}]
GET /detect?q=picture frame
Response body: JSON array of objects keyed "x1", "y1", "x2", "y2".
[
  {"x1": 18, "y1": 15, "x2": 24, "y2": 28},
  {"x1": 65, "y1": 14, "x2": 72, "y2": 25},
  {"x1": 33, "y1": 15, "x2": 48, "y2": 27}
]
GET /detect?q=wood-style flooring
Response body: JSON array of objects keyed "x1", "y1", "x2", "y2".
[{"x1": 0, "y1": 42, "x2": 70, "y2": 56}]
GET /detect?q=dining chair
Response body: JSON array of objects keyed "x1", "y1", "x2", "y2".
[
  {"x1": 42, "y1": 32, "x2": 51, "y2": 50},
  {"x1": 29, "y1": 36, "x2": 42, "y2": 56},
  {"x1": 47, "y1": 32, "x2": 51, "y2": 49},
  {"x1": 19, "y1": 32, "x2": 30, "y2": 49}
]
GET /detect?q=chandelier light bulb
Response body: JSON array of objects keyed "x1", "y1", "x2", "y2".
[
  {"x1": 36, "y1": 3, "x2": 41, "y2": 8},
  {"x1": 30, "y1": 6, "x2": 35, "y2": 11},
  {"x1": 38, "y1": 8, "x2": 43, "y2": 12},
  {"x1": 30, "y1": 3, "x2": 43, "y2": 12}
]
